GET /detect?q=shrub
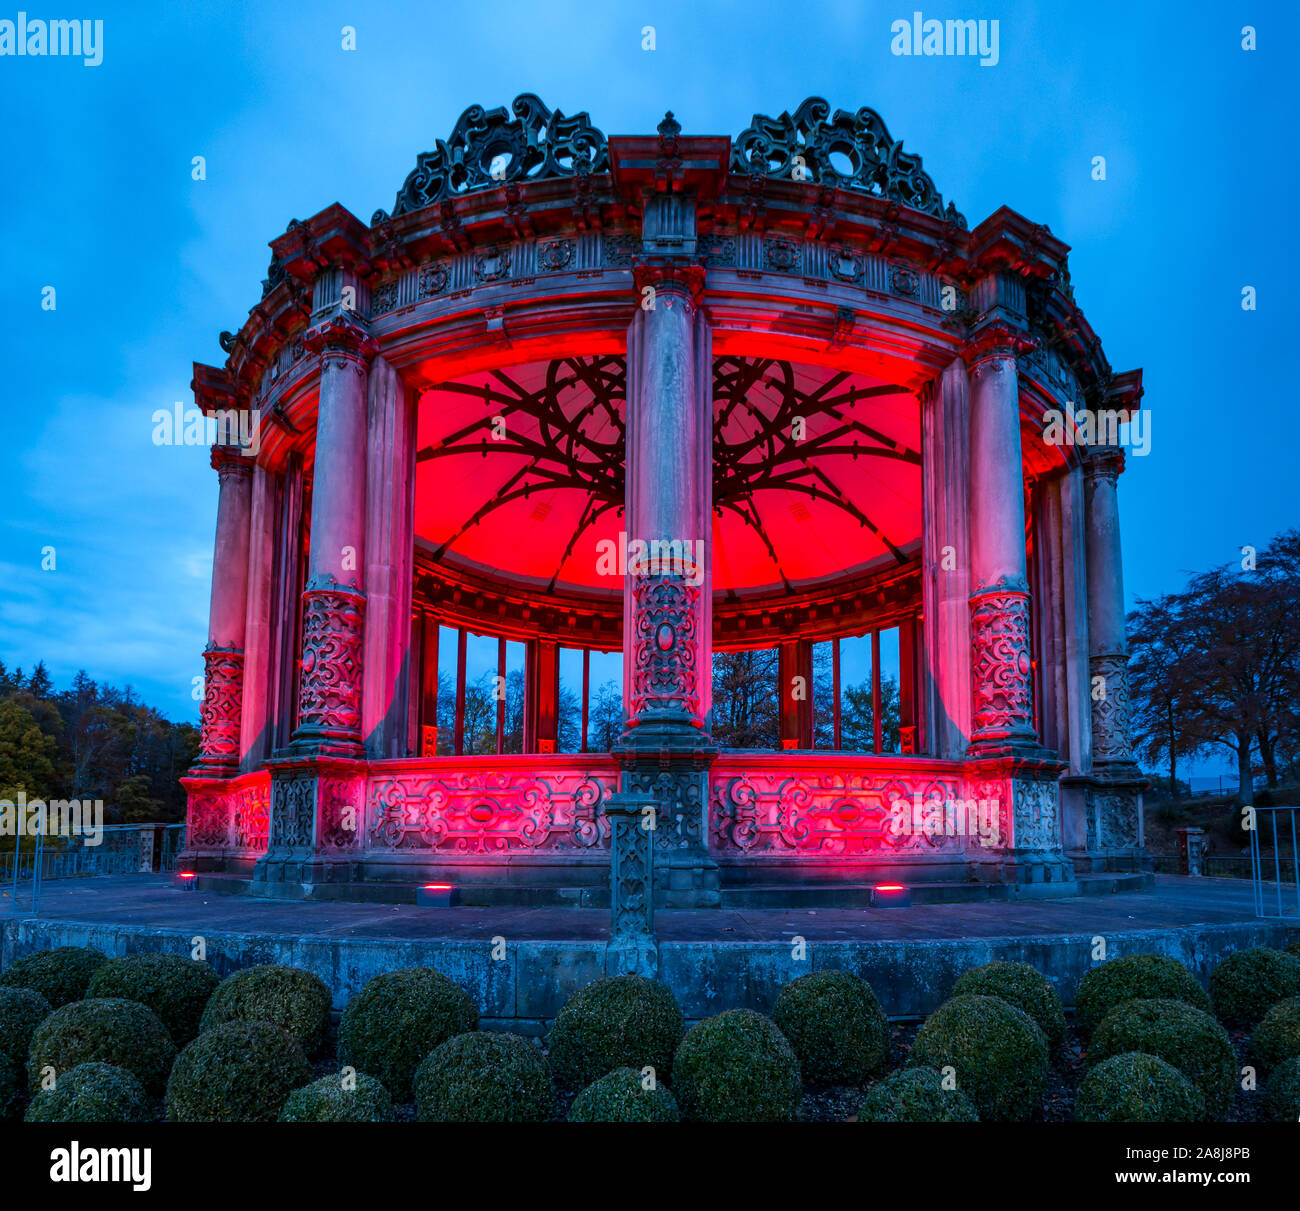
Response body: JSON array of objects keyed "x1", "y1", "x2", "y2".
[
  {"x1": 1074, "y1": 1052, "x2": 1205, "y2": 1123},
  {"x1": 908, "y1": 994, "x2": 1047, "y2": 1122},
  {"x1": 413, "y1": 1032, "x2": 554, "y2": 1123},
  {"x1": 1285, "y1": 938, "x2": 1300, "y2": 960},
  {"x1": 856, "y1": 1066, "x2": 978, "y2": 1122},
  {"x1": 568, "y1": 1067, "x2": 681, "y2": 1122},
  {"x1": 951, "y1": 961, "x2": 1065, "y2": 1051},
  {"x1": 338, "y1": 967, "x2": 478, "y2": 1100},
  {"x1": 27, "y1": 998, "x2": 175, "y2": 1096},
  {"x1": 24, "y1": 1062, "x2": 152, "y2": 1123},
  {"x1": 1210, "y1": 947, "x2": 1300, "y2": 1029},
  {"x1": 1262, "y1": 1056, "x2": 1300, "y2": 1123},
  {"x1": 1250, "y1": 997, "x2": 1300, "y2": 1075},
  {"x1": 0, "y1": 1052, "x2": 19, "y2": 1120},
  {"x1": 279, "y1": 1071, "x2": 394, "y2": 1122},
  {"x1": 0, "y1": 986, "x2": 53, "y2": 1076},
  {"x1": 547, "y1": 975, "x2": 684, "y2": 1090},
  {"x1": 1074, "y1": 954, "x2": 1210, "y2": 1036},
  {"x1": 87, "y1": 954, "x2": 219, "y2": 1046},
  {"x1": 771, "y1": 969, "x2": 889, "y2": 1084},
  {"x1": 672, "y1": 1009, "x2": 802, "y2": 1123},
  {"x1": 200, "y1": 964, "x2": 330, "y2": 1052},
  {"x1": 0, "y1": 946, "x2": 106, "y2": 1008},
  {"x1": 1089, "y1": 998, "x2": 1234, "y2": 1118},
  {"x1": 166, "y1": 1021, "x2": 310, "y2": 1122}
]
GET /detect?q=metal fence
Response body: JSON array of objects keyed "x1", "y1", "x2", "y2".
[
  {"x1": 1250, "y1": 806, "x2": 1300, "y2": 920},
  {"x1": 3, "y1": 824, "x2": 186, "y2": 913},
  {"x1": 1149, "y1": 854, "x2": 1255, "y2": 879}
]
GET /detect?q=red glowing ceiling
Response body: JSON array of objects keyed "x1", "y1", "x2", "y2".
[{"x1": 413, "y1": 355, "x2": 921, "y2": 598}]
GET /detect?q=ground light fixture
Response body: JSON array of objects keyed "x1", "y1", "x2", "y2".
[
  {"x1": 870, "y1": 883, "x2": 911, "y2": 908},
  {"x1": 417, "y1": 883, "x2": 459, "y2": 907}
]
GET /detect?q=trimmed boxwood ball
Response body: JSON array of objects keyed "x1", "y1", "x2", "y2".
[
  {"x1": 413, "y1": 1032, "x2": 555, "y2": 1123},
  {"x1": 200, "y1": 964, "x2": 330, "y2": 1052},
  {"x1": 167, "y1": 1021, "x2": 310, "y2": 1122},
  {"x1": 24, "y1": 1062, "x2": 152, "y2": 1124},
  {"x1": 1074, "y1": 954, "x2": 1210, "y2": 1036},
  {"x1": 1285, "y1": 938, "x2": 1300, "y2": 960},
  {"x1": 672, "y1": 1008, "x2": 802, "y2": 1123},
  {"x1": 547, "y1": 974, "x2": 684, "y2": 1090},
  {"x1": 27, "y1": 998, "x2": 176, "y2": 1096},
  {"x1": 1210, "y1": 947, "x2": 1300, "y2": 1029},
  {"x1": 771, "y1": 969, "x2": 889, "y2": 1084},
  {"x1": 1262, "y1": 1056, "x2": 1300, "y2": 1122},
  {"x1": 1074, "y1": 1052, "x2": 1204, "y2": 1123},
  {"x1": 951, "y1": 961, "x2": 1065, "y2": 1051},
  {"x1": 87, "y1": 954, "x2": 219, "y2": 1045},
  {"x1": 0, "y1": 985, "x2": 53, "y2": 1077},
  {"x1": 1250, "y1": 997, "x2": 1300, "y2": 1075},
  {"x1": 279, "y1": 1071, "x2": 394, "y2": 1122},
  {"x1": 568, "y1": 1067, "x2": 681, "y2": 1122},
  {"x1": 856, "y1": 1066, "x2": 978, "y2": 1122},
  {"x1": 908, "y1": 994, "x2": 1047, "y2": 1122},
  {"x1": 0, "y1": 1051, "x2": 20, "y2": 1120},
  {"x1": 338, "y1": 967, "x2": 479, "y2": 1100},
  {"x1": 0, "y1": 946, "x2": 107, "y2": 1008},
  {"x1": 1089, "y1": 998, "x2": 1234, "y2": 1119}
]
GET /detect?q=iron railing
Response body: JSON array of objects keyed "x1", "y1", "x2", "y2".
[{"x1": 1250, "y1": 806, "x2": 1300, "y2": 920}]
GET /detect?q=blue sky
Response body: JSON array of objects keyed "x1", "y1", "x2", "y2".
[{"x1": 1, "y1": 0, "x2": 1295, "y2": 733}]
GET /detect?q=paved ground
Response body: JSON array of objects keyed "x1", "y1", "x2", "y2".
[{"x1": 2, "y1": 873, "x2": 1292, "y2": 944}]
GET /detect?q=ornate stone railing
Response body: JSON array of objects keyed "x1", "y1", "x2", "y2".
[{"x1": 364, "y1": 754, "x2": 620, "y2": 855}]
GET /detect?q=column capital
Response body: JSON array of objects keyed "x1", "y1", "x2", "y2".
[
  {"x1": 632, "y1": 260, "x2": 706, "y2": 309},
  {"x1": 1083, "y1": 446, "x2": 1126, "y2": 485},
  {"x1": 303, "y1": 312, "x2": 378, "y2": 362},
  {"x1": 962, "y1": 323, "x2": 1037, "y2": 371},
  {"x1": 210, "y1": 443, "x2": 255, "y2": 479}
]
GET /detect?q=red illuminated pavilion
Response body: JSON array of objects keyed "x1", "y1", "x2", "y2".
[{"x1": 182, "y1": 97, "x2": 1145, "y2": 906}]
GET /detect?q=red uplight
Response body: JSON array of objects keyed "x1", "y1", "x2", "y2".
[
  {"x1": 874, "y1": 883, "x2": 905, "y2": 892},
  {"x1": 177, "y1": 872, "x2": 197, "y2": 880},
  {"x1": 424, "y1": 883, "x2": 453, "y2": 891}
]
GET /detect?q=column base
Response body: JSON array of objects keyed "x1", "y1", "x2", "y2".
[{"x1": 252, "y1": 756, "x2": 367, "y2": 889}]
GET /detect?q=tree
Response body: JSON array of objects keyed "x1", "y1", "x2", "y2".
[
  {"x1": 588, "y1": 680, "x2": 624, "y2": 751},
  {"x1": 711, "y1": 649, "x2": 779, "y2": 748}
]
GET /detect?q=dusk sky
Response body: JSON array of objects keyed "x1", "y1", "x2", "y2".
[{"x1": 1, "y1": 0, "x2": 1295, "y2": 749}]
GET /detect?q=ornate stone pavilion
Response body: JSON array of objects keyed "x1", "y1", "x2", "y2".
[{"x1": 182, "y1": 96, "x2": 1146, "y2": 907}]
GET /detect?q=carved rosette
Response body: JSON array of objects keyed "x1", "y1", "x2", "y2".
[
  {"x1": 1089, "y1": 652, "x2": 1134, "y2": 763},
  {"x1": 628, "y1": 575, "x2": 701, "y2": 722},
  {"x1": 969, "y1": 589, "x2": 1035, "y2": 744},
  {"x1": 296, "y1": 586, "x2": 365, "y2": 742},
  {"x1": 198, "y1": 646, "x2": 244, "y2": 768}
]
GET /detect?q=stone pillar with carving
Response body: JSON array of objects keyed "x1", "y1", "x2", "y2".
[
  {"x1": 195, "y1": 445, "x2": 254, "y2": 774},
  {"x1": 1081, "y1": 446, "x2": 1145, "y2": 867},
  {"x1": 603, "y1": 793, "x2": 659, "y2": 977},
  {"x1": 617, "y1": 235, "x2": 719, "y2": 908},
  {"x1": 963, "y1": 325, "x2": 1071, "y2": 886},
  {"x1": 255, "y1": 308, "x2": 374, "y2": 891}
]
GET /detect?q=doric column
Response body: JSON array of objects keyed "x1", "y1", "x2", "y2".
[
  {"x1": 290, "y1": 313, "x2": 376, "y2": 754},
  {"x1": 964, "y1": 327, "x2": 1039, "y2": 755},
  {"x1": 195, "y1": 445, "x2": 253, "y2": 773},
  {"x1": 361, "y1": 355, "x2": 416, "y2": 758}
]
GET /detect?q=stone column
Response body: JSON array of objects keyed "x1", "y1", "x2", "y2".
[
  {"x1": 1082, "y1": 447, "x2": 1145, "y2": 865},
  {"x1": 239, "y1": 463, "x2": 278, "y2": 772},
  {"x1": 965, "y1": 330, "x2": 1038, "y2": 754},
  {"x1": 255, "y1": 311, "x2": 374, "y2": 893},
  {"x1": 921, "y1": 358, "x2": 972, "y2": 757},
  {"x1": 195, "y1": 445, "x2": 253, "y2": 774},
  {"x1": 617, "y1": 258, "x2": 718, "y2": 907},
  {"x1": 963, "y1": 327, "x2": 1071, "y2": 887},
  {"x1": 362, "y1": 355, "x2": 416, "y2": 758},
  {"x1": 290, "y1": 313, "x2": 375, "y2": 754}
]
